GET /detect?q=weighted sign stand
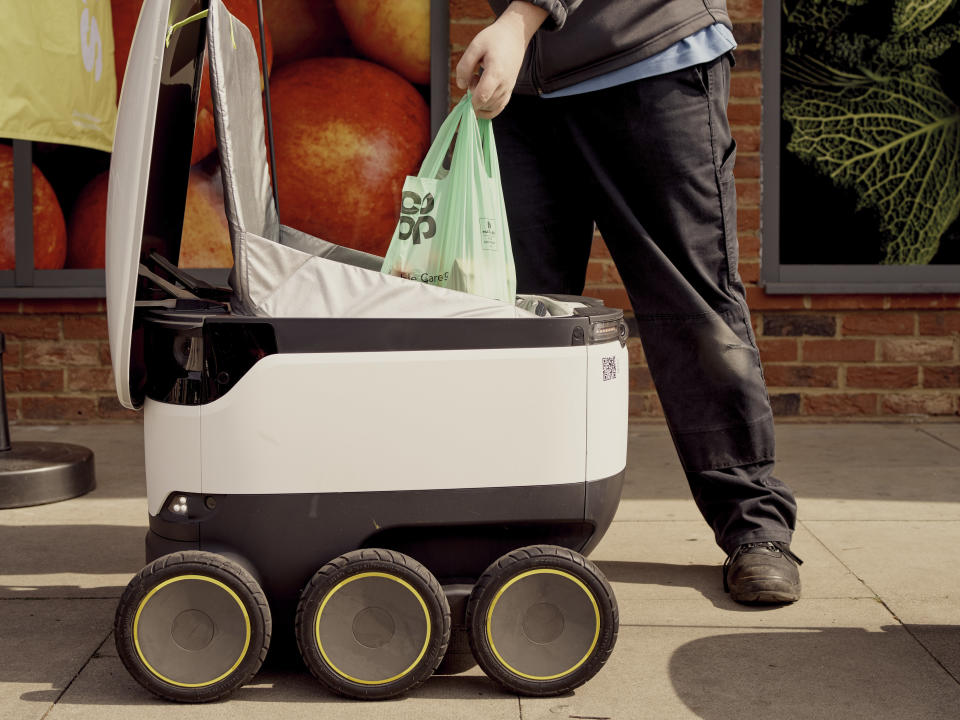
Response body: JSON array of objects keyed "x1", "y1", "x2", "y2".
[{"x1": 0, "y1": 332, "x2": 95, "y2": 509}]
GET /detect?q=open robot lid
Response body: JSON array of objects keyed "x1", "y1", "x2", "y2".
[{"x1": 106, "y1": 0, "x2": 209, "y2": 409}]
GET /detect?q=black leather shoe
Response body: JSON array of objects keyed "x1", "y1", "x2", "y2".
[{"x1": 723, "y1": 542, "x2": 802, "y2": 605}]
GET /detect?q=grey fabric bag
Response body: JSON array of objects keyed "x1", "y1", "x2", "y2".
[{"x1": 206, "y1": 0, "x2": 532, "y2": 319}]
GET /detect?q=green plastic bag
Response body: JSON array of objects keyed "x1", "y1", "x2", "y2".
[{"x1": 381, "y1": 94, "x2": 517, "y2": 302}]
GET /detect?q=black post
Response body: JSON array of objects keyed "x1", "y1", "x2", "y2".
[
  {"x1": 12, "y1": 140, "x2": 34, "y2": 288},
  {"x1": 0, "y1": 332, "x2": 10, "y2": 452}
]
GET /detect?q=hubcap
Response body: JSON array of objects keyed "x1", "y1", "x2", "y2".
[
  {"x1": 134, "y1": 575, "x2": 250, "y2": 688},
  {"x1": 315, "y1": 572, "x2": 430, "y2": 685},
  {"x1": 487, "y1": 569, "x2": 599, "y2": 681}
]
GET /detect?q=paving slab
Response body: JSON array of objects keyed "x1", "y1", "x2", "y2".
[
  {"x1": 773, "y1": 424, "x2": 960, "y2": 470},
  {"x1": 591, "y1": 521, "x2": 868, "y2": 623},
  {"x1": 920, "y1": 426, "x2": 960, "y2": 451},
  {"x1": 888, "y1": 600, "x2": 960, "y2": 683},
  {"x1": 803, "y1": 520, "x2": 960, "y2": 602},
  {"x1": 520, "y1": 603, "x2": 960, "y2": 720},
  {"x1": 0, "y1": 599, "x2": 114, "y2": 720},
  {"x1": 45, "y1": 656, "x2": 520, "y2": 720}
]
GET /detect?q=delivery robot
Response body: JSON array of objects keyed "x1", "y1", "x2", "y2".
[{"x1": 107, "y1": 0, "x2": 628, "y2": 703}]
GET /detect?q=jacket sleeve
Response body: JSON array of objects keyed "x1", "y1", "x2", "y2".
[{"x1": 489, "y1": 0, "x2": 582, "y2": 31}]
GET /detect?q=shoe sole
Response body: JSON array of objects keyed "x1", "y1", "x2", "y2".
[{"x1": 729, "y1": 579, "x2": 800, "y2": 605}]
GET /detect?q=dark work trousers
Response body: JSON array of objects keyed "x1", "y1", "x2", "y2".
[{"x1": 494, "y1": 54, "x2": 798, "y2": 555}]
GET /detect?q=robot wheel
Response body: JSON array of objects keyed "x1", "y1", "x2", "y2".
[
  {"x1": 114, "y1": 550, "x2": 271, "y2": 702},
  {"x1": 295, "y1": 548, "x2": 451, "y2": 700},
  {"x1": 467, "y1": 544, "x2": 619, "y2": 696}
]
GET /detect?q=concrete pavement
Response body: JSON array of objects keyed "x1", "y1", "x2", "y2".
[{"x1": 2, "y1": 422, "x2": 959, "y2": 719}]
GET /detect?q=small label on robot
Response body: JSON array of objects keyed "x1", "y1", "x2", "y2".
[{"x1": 602, "y1": 356, "x2": 617, "y2": 381}]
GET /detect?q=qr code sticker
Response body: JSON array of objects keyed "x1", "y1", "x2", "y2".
[{"x1": 602, "y1": 356, "x2": 617, "y2": 381}]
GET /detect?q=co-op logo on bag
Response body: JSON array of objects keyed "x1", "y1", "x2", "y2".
[{"x1": 398, "y1": 191, "x2": 436, "y2": 245}]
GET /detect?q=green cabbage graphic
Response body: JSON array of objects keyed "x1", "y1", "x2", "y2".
[{"x1": 781, "y1": 0, "x2": 960, "y2": 263}]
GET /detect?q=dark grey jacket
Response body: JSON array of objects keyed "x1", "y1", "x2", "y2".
[{"x1": 489, "y1": 0, "x2": 733, "y2": 94}]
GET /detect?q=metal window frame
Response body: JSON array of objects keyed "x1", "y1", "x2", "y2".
[
  {"x1": 760, "y1": 1, "x2": 960, "y2": 294},
  {"x1": 0, "y1": 0, "x2": 450, "y2": 299}
]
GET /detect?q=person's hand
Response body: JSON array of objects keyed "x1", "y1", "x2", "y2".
[{"x1": 455, "y1": 1, "x2": 548, "y2": 119}]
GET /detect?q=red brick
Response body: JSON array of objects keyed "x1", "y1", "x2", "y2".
[
  {"x1": 880, "y1": 339, "x2": 954, "y2": 363},
  {"x1": 628, "y1": 392, "x2": 663, "y2": 417},
  {"x1": 923, "y1": 366, "x2": 960, "y2": 388},
  {"x1": 629, "y1": 366, "x2": 654, "y2": 391},
  {"x1": 590, "y1": 236, "x2": 611, "y2": 259},
  {"x1": 627, "y1": 337, "x2": 646, "y2": 365},
  {"x1": 881, "y1": 393, "x2": 957, "y2": 416},
  {"x1": 919, "y1": 312, "x2": 960, "y2": 335},
  {"x1": 3, "y1": 369, "x2": 64, "y2": 393},
  {"x1": 727, "y1": 102, "x2": 762, "y2": 126},
  {"x1": 67, "y1": 368, "x2": 115, "y2": 392},
  {"x1": 731, "y1": 73, "x2": 762, "y2": 99},
  {"x1": 732, "y1": 22, "x2": 761, "y2": 45},
  {"x1": 99, "y1": 343, "x2": 113, "y2": 367},
  {"x1": 22, "y1": 341, "x2": 101, "y2": 368},
  {"x1": 97, "y1": 395, "x2": 140, "y2": 421},
  {"x1": 5, "y1": 395, "x2": 20, "y2": 421},
  {"x1": 738, "y1": 208, "x2": 760, "y2": 234},
  {"x1": 809, "y1": 295, "x2": 887, "y2": 310},
  {"x1": 733, "y1": 126, "x2": 761, "y2": 153},
  {"x1": 745, "y1": 287, "x2": 805, "y2": 310},
  {"x1": 62, "y1": 315, "x2": 108, "y2": 340},
  {"x1": 450, "y1": 20, "x2": 489, "y2": 49},
  {"x1": 735, "y1": 180, "x2": 760, "y2": 207},
  {"x1": 738, "y1": 233, "x2": 761, "y2": 258},
  {"x1": 450, "y1": 0, "x2": 495, "y2": 21},
  {"x1": 738, "y1": 261, "x2": 759, "y2": 283},
  {"x1": 3, "y1": 340, "x2": 21, "y2": 368},
  {"x1": 0, "y1": 300, "x2": 21, "y2": 313},
  {"x1": 21, "y1": 299, "x2": 103, "y2": 314},
  {"x1": 758, "y1": 338, "x2": 798, "y2": 362},
  {"x1": 0, "y1": 315, "x2": 60, "y2": 340},
  {"x1": 763, "y1": 364, "x2": 838, "y2": 388},
  {"x1": 591, "y1": 287, "x2": 631, "y2": 312},
  {"x1": 847, "y1": 366, "x2": 918, "y2": 389},
  {"x1": 21, "y1": 396, "x2": 97, "y2": 421},
  {"x1": 802, "y1": 339, "x2": 876, "y2": 362},
  {"x1": 727, "y1": 0, "x2": 764, "y2": 21},
  {"x1": 770, "y1": 393, "x2": 801, "y2": 416},
  {"x1": 888, "y1": 295, "x2": 960, "y2": 310},
  {"x1": 841, "y1": 313, "x2": 915, "y2": 336},
  {"x1": 804, "y1": 393, "x2": 878, "y2": 416},
  {"x1": 735, "y1": 154, "x2": 760, "y2": 180},
  {"x1": 585, "y1": 259, "x2": 621, "y2": 285},
  {"x1": 731, "y1": 49, "x2": 760, "y2": 72}
]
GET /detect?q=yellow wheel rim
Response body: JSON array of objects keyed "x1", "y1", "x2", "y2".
[
  {"x1": 314, "y1": 571, "x2": 432, "y2": 685},
  {"x1": 486, "y1": 568, "x2": 600, "y2": 681},
  {"x1": 133, "y1": 574, "x2": 251, "y2": 688}
]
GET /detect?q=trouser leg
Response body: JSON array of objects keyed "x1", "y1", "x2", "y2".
[
  {"x1": 493, "y1": 94, "x2": 596, "y2": 294},
  {"x1": 497, "y1": 56, "x2": 797, "y2": 554}
]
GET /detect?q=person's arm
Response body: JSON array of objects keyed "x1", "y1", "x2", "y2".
[{"x1": 454, "y1": 1, "x2": 549, "y2": 119}]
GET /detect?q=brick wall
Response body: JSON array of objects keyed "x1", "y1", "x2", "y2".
[
  {"x1": 0, "y1": 0, "x2": 957, "y2": 424},
  {"x1": 0, "y1": 299, "x2": 133, "y2": 422},
  {"x1": 451, "y1": 0, "x2": 960, "y2": 422}
]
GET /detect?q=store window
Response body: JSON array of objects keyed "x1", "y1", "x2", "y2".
[
  {"x1": 0, "y1": 0, "x2": 448, "y2": 299},
  {"x1": 761, "y1": 0, "x2": 960, "y2": 293}
]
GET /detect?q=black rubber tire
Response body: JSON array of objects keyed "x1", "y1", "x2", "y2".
[
  {"x1": 295, "y1": 548, "x2": 450, "y2": 700},
  {"x1": 114, "y1": 551, "x2": 271, "y2": 703},
  {"x1": 466, "y1": 545, "x2": 618, "y2": 696}
]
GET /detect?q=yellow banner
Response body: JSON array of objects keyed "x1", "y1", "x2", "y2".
[{"x1": 0, "y1": 0, "x2": 117, "y2": 152}]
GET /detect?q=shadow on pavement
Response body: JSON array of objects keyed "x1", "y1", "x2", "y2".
[
  {"x1": 17, "y1": 658, "x2": 513, "y2": 706},
  {"x1": 669, "y1": 625, "x2": 960, "y2": 719},
  {"x1": 596, "y1": 560, "x2": 765, "y2": 611},
  {"x1": 0, "y1": 524, "x2": 144, "y2": 577}
]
